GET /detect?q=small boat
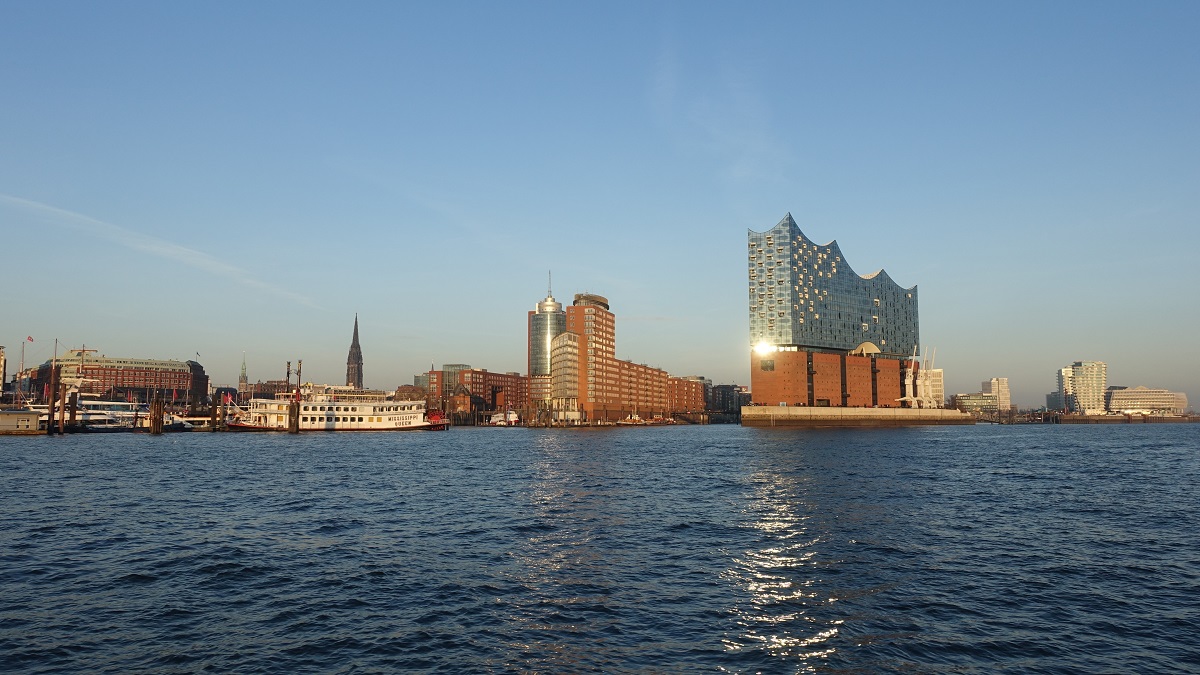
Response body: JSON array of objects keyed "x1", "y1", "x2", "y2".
[{"x1": 485, "y1": 410, "x2": 520, "y2": 426}]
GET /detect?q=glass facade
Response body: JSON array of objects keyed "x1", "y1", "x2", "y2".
[
  {"x1": 748, "y1": 214, "x2": 919, "y2": 357},
  {"x1": 528, "y1": 293, "x2": 566, "y2": 378}
]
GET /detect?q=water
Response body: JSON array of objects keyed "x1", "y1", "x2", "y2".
[{"x1": 1, "y1": 424, "x2": 1197, "y2": 673}]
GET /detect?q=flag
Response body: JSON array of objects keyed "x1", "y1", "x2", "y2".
[{"x1": 26, "y1": 336, "x2": 33, "y2": 342}]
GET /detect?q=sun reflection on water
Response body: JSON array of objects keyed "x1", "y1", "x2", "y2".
[{"x1": 724, "y1": 470, "x2": 842, "y2": 668}]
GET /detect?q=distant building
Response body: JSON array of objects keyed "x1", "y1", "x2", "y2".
[
  {"x1": 747, "y1": 214, "x2": 922, "y2": 407},
  {"x1": 982, "y1": 378, "x2": 1012, "y2": 412},
  {"x1": 422, "y1": 365, "x2": 527, "y2": 412},
  {"x1": 1058, "y1": 361, "x2": 1107, "y2": 414},
  {"x1": 346, "y1": 315, "x2": 364, "y2": 389},
  {"x1": 1105, "y1": 386, "x2": 1188, "y2": 415},
  {"x1": 394, "y1": 384, "x2": 426, "y2": 401},
  {"x1": 668, "y1": 376, "x2": 707, "y2": 413},
  {"x1": 952, "y1": 392, "x2": 996, "y2": 415},
  {"x1": 26, "y1": 349, "x2": 208, "y2": 409},
  {"x1": 456, "y1": 369, "x2": 528, "y2": 411},
  {"x1": 1046, "y1": 391, "x2": 1064, "y2": 411},
  {"x1": 711, "y1": 384, "x2": 750, "y2": 413}
]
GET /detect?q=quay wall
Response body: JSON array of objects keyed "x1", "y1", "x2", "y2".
[
  {"x1": 742, "y1": 406, "x2": 974, "y2": 428},
  {"x1": 1055, "y1": 414, "x2": 1199, "y2": 424}
]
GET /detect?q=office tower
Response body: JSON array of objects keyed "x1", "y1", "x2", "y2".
[{"x1": 528, "y1": 279, "x2": 566, "y2": 407}]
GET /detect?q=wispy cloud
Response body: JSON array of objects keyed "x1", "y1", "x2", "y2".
[
  {"x1": 649, "y1": 36, "x2": 793, "y2": 188},
  {"x1": 0, "y1": 194, "x2": 320, "y2": 308}
]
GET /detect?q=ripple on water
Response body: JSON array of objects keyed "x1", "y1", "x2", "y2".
[{"x1": 0, "y1": 425, "x2": 1197, "y2": 673}]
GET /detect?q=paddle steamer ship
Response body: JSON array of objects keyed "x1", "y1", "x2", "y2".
[{"x1": 228, "y1": 384, "x2": 446, "y2": 431}]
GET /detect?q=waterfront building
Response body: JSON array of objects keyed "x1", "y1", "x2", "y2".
[
  {"x1": 951, "y1": 377, "x2": 1011, "y2": 415},
  {"x1": 546, "y1": 292, "x2": 670, "y2": 422},
  {"x1": 668, "y1": 376, "x2": 707, "y2": 413},
  {"x1": 413, "y1": 373, "x2": 430, "y2": 390},
  {"x1": 346, "y1": 315, "x2": 364, "y2": 389},
  {"x1": 528, "y1": 281, "x2": 566, "y2": 409},
  {"x1": 712, "y1": 384, "x2": 751, "y2": 414},
  {"x1": 951, "y1": 392, "x2": 997, "y2": 415},
  {"x1": 1105, "y1": 386, "x2": 1188, "y2": 415},
  {"x1": 676, "y1": 375, "x2": 713, "y2": 410},
  {"x1": 982, "y1": 378, "x2": 1012, "y2": 412},
  {"x1": 456, "y1": 369, "x2": 528, "y2": 411},
  {"x1": 1058, "y1": 361, "x2": 1107, "y2": 414},
  {"x1": 422, "y1": 365, "x2": 527, "y2": 412},
  {"x1": 550, "y1": 331, "x2": 581, "y2": 420},
  {"x1": 26, "y1": 349, "x2": 208, "y2": 409},
  {"x1": 748, "y1": 214, "x2": 921, "y2": 407}
]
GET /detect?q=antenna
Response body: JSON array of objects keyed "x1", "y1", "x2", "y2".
[{"x1": 547, "y1": 270, "x2": 553, "y2": 296}]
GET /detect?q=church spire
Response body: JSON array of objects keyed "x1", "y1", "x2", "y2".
[
  {"x1": 346, "y1": 314, "x2": 364, "y2": 389},
  {"x1": 238, "y1": 352, "x2": 248, "y2": 395}
]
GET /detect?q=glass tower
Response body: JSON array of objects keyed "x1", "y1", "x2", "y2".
[
  {"x1": 528, "y1": 289, "x2": 566, "y2": 378},
  {"x1": 748, "y1": 213, "x2": 919, "y2": 357}
]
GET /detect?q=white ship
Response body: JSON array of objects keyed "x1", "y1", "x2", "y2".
[{"x1": 228, "y1": 384, "x2": 447, "y2": 432}]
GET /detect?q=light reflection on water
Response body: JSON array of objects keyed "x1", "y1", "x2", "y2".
[{"x1": 725, "y1": 469, "x2": 840, "y2": 668}]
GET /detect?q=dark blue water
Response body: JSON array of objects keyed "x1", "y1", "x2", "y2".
[{"x1": 2, "y1": 424, "x2": 1197, "y2": 673}]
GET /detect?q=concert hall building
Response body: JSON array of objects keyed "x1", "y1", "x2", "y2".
[{"x1": 748, "y1": 213, "x2": 921, "y2": 408}]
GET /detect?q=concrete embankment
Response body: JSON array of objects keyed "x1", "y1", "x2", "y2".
[{"x1": 741, "y1": 406, "x2": 974, "y2": 428}]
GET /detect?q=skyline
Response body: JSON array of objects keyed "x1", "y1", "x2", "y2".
[{"x1": 3, "y1": 3, "x2": 1198, "y2": 407}]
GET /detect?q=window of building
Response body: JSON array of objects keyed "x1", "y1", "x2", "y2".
[{"x1": 761, "y1": 360, "x2": 775, "y2": 371}]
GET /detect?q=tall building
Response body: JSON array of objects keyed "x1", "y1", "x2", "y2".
[
  {"x1": 748, "y1": 214, "x2": 921, "y2": 407},
  {"x1": 548, "y1": 292, "x2": 670, "y2": 422},
  {"x1": 1058, "y1": 361, "x2": 1107, "y2": 414},
  {"x1": 527, "y1": 279, "x2": 566, "y2": 408},
  {"x1": 346, "y1": 314, "x2": 364, "y2": 389}
]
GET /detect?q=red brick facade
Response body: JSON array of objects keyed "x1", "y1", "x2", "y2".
[{"x1": 750, "y1": 349, "x2": 910, "y2": 408}]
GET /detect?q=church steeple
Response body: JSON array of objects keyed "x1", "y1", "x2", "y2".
[{"x1": 346, "y1": 314, "x2": 364, "y2": 389}]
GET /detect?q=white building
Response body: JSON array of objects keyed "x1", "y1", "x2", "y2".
[
  {"x1": 982, "y1": 377, "x2": 1011, "y2": 412},
  {"x1": 1105, "y1": 386, "x2": 1188, "y2": 415},
  {"x1": 1058, "y1": 361, "x2": 1107, "y2": 415}
]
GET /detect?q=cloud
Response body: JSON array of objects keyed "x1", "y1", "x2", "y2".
[{"x1": 0, "y1": 194, "x2": 320, "y2": 307}]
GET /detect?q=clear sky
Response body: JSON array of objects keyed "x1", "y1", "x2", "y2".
[{"x1": 2, "y1": 2, "x2": 1197, "y2": 408}]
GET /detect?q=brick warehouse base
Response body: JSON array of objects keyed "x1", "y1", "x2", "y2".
[{"x1": 741, "y1": 406, "x2": 974, "y2": 427}]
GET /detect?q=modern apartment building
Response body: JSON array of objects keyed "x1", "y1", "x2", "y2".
[
  {"x1": 1058, "y1": 361, "x2": 1107, "y2": 414},
  {"x1": 748, "y1": 214, "x2": 922, "y2": 407}
]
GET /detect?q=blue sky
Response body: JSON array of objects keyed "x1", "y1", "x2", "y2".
[{"x1": 2, "y1": 2, "x2": 1197, "y2": 407}]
